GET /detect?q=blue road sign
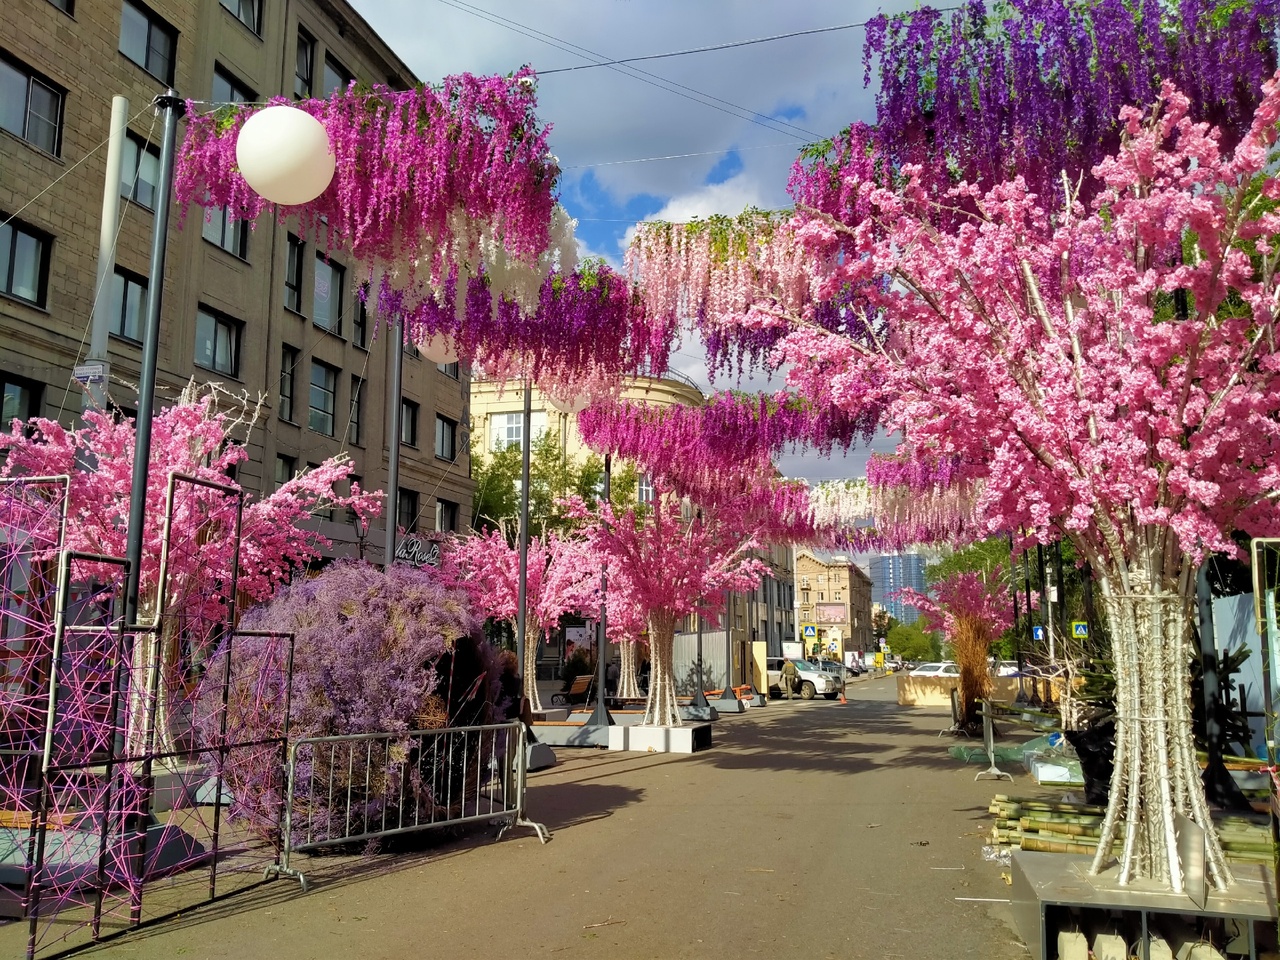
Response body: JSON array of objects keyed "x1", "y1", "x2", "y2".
[
  {"x1": 802, "y1": 624, "x2": 817, "y2": 640},
  {"x1": 1032, "y1": 625, "x2": 1046, "y2": 641},
  {"x1": 1072, "y1": 621, "x2": 1089, "y2": 638}
]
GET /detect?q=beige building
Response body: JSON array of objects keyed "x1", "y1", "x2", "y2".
[
  {"x1": 471, "y1": 375, "x2": 797, "y2": 673},
  {"x1": 795, "y1": 551, "x2": 873, "y2": 657},
  {"x1": 1, "y1": 0, "x2": 471, "y2": 559}
]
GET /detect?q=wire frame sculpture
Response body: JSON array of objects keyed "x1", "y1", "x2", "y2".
[{"x1": 0, "y1": 474, "x2": 295, "y2": 959}]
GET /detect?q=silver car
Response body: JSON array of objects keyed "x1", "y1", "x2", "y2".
[{"x1": 766, "y1": 657, "x2": 839, "y2": 700}]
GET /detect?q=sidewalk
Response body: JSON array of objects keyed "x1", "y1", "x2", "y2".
[{"x1": 72, "y1": 676, "x2": 1027, "y2": 960}]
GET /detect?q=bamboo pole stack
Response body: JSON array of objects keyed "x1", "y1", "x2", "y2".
[{"x1": 988, "y1": 796, "x2": 1276, "y2": 866}]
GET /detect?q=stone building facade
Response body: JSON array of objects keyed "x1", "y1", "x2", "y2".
[
  {"x1": 795, "y1": 551, "x2": 873, "y2": 657},
  {"x1": 1, "y1": 0, "x2": 472, "y2": 559}
]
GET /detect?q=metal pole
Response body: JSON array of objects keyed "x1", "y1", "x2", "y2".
[
  {"x1": 85, "y1": 95, "x2": 130, "y2": 415},
  {"x1": 515, "y1": 383, "x2": 532, "y2": 698},
  {"x1": 717, "y1": 593, "x2": 739, "y2": 704},
  {"x1": 1053, "y1": 541, "x2": 1068, "y2": 651},
  {"x1": 587, "y1": 454, "x2": 613, "y2": 727},
  {"x1": 691, "y1": 509, "x2": 709, "y2": 711},
  {"x1": 384, "y1": 318, "x2": 404, "y2": 566},
  {"x1": 122, "y1": 91, "x2": 183, "y2": 632}
]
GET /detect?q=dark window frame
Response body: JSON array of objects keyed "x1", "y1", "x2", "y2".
[
  {"x1": 294, "y1": 28, "x2": 315, "y2": 99},
  {"x1": 108, "y1": 266, "x2": 147, "y2": 343},
  {"x1": 274, "y1": 452, "x2": 296, "y2": 490},
  {"x1": 202, "y1": 205, "x2": 249, "y2": 259},
  {"x1": 193, "y1": 305, "x2": 243, "y2": 378},
  {"x1": 308, "y1": 359, "x2": 338, "y2": 437},
  {"x1": 435, "y1": 498, "x2": 458, "y2": 533},
  {"x1": 400, "y1": 398, "x2": 418, "y2": 447},
  {"x1": 349, "y1": 375, "x2": 363, "y2": 446},
  {"x1": 0, "y1": 54, "x2": 64, "y2": 156},
  {"x1": 284, "y1": 234, "x2": 304, "y2": 313},
  {"x1": 120, "y1": 131, "x2": 160, "y2": 210},
  {"x1": 353, "y1": 284, "x2": 368, "y2": 348},
  {"x1": 434, "y1": 414, "x2": 456, "y2": 461},
  {"x1": 119, "y1": 0, "x2": 177, "y2": 85},
  {"x1": 1, "y1": 371, "x2": 43, "y2": 427},
  {"x1": 322, "y1": 54, "x2": 352, "y2": 96},
  {"x1": 212, "y1": 63, "x2": 255, "y2": 105},
  {"x1": 46, "y1": 0, "x2": 75, "y2": 15},
  {"x1": 397, "y1": 488, "x2": 419, "y2": 534},
  {"x1": 313, "y1": 254, "x2": 344, "y2": 335},
  {"x1": 0, "y1": 216, "x2": 52, "y2": 307},
  {"x1": 218, "y1": 0, "x2": 262, "y2": 36},
  {"x1": 280, "y1": 344, "x2": 298, "y2": 422}
]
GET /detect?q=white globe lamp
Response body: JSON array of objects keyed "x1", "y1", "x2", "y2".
[
  {"x1": 420, "y1": 333, "x2": 459, "y2": 364},
  {"x1": 547, "y1": 392, "x2": 590, "y2": 414},
  {"x1": 235, "y1": 106, "x2": 336, "y2": 206}
]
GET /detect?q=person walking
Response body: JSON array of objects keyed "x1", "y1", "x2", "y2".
[{"x1": 780, "y1": 659, "x2": 799, "y2": 700}]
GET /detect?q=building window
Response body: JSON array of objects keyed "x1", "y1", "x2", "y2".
[
  {"x1": 349, "y1": 376, "x2": 363, "y2": 445},
  {"x1": 436, "y1": 498, "x2": 458, "y2": 533},
  {"x1": 46, "y1": 0, "x2": 74, "y2": 13},
  {"x1": 434, "y1": 415, "x2": 456, "y2": 460},
  {"x1": 353, "y1": 287, "x2": 368, "y2": 348},
  {"x1": 802, "y1": 590, "x2": 810, "y2": 605},
  {"x1": 397, "y1": 488, "x2": 418, "y2": 533},
  {"x1": 835, "y1": 590, "x2": 842, "y2": 601},
  {"x1": 212, "y1": 64, "x2": 254, "y2": 105},
  {"x1": 284, "y1": 234, "x2": 304, "y2": 312},
  {"x1": 119, "y1": 0, "x2": 176, "y2": 85},
  {"x1": 308, "y1": 361, "x2": 337, "y2": 436},
  {"x1": 637, "y1": 474, "x2": 654, "y2": 504},
  {"x1": 400, "y1": 399, "x2": 418, "y2": 446},
  {"x1": 202, "y1": 206, "x2": 248, "y2": 258},
  {"x1": 0, "y1": 57, "x2": 63, "y2": 155},
  {"x1": 437, "y1": 360, "x2": 459, "y2": 379},
  {"x1": 279, "y1": 344, "x2": 298, "y2": 422},
  {"x1": 346, "y1": 473, "x2": 363, "y2": 524},
  {"x1": 1, "y1": 373, "x2": 42, "y2": 426},
  {"x1": 194, "y1": 307, "x2": 241, "y2": 376},
  {"x1": 274, "y1": 453, "x2": 296, "y2": 490},
  {"x1": 313, "y1": 255, "x2": 343, "y2": 334},
  {"x1": 322, "y1": 55, "x2": 351, "y2": 96},
  {"x1": 218, "y1": 0, "x2": 261, "y2": 35},
  {"x1": 120, "y1": 133, "x2": 160, "y2": 209},
  {"x1": 0, "y1": 218, "x2": 50, "y2": 306},
  {"x1": 403, "y1": 337, "x2": 420, "y2": 360},
  {"x1": 489, "y1": 411, "x2": 545, "y2": 451},
  {"x1": 294, "y1": 29, "x2": 315, "y2": 98},
  {"x1": 109, "y1": 267, "x2": 147, "y2": 342}
]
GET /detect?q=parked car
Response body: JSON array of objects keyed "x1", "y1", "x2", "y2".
[
  {"x1": 765, "y1": 657, "x2": 840, "y2": 700},
  {"x1": 994, "y1": 660, "x2": 1020, "y2": 677},
  {"x1": 808, "y1": 659, "x2": 855, "y2": 685},
  {"x1": 909, "y1": 661, "x2": 961, "y2": 678}
]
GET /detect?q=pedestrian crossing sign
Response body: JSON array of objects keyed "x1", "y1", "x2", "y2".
[
  {"x1": 1072, "y1": 621, "x2": 1089, "y2": 638},
  {"x1": 802, "y1": 623, "x2": 817, "y2": 640}
]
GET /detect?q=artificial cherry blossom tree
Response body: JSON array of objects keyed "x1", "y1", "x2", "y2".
[
  {"x1": 627, "y1": 78, "x2": 1280, "y2": 891},
  {"x1": 897, "y1": 569, "x2": 1014, "y2": 731},
  {"x1": 448, "y1": 529, "x2": 600, "y2": 711},
  {"x1": 0, "y1": 386, "x2": 378, "y2": 755}
]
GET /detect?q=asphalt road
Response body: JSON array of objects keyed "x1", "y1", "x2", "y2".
[{"x1": 54, "y1": 676, "x2": 1028, "y2": 960}]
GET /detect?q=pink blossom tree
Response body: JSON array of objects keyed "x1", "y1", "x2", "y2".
[
  {"x1": 896, "y1": 569, "x2": 1014, "y2": 731},
  {"x1": 573, "y1": 492, "x2": 766, "y2": 727},
  {"x1": 448, "y1": 529, "x2": 601, "y2": 711},
  {"x1": 0, "y1": 386, "x2": 379, "y2": 755},
  {"x1": 625, "y1": 78, "x2": 1280, "y2": 890}
]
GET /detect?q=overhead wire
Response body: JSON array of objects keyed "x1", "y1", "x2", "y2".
[{"x1": 432, "y1": 0, "x2": 823, "y2": 141}]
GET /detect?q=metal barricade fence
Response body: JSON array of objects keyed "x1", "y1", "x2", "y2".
[{"x1": 267, "y1": 721, "x2": 548, "y2": 890}]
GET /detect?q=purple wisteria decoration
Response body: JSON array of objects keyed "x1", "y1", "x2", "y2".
[
  {"x1": 198, "y1": 561, "x2": 492, "y2": 840},
  {"x1": 860, "y1": 0, "x2": 1280, "y2": 213}
]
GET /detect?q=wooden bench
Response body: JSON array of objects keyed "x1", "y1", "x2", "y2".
[{"x1": 551, "y1": 674, "x2": 594, "y2": 707}]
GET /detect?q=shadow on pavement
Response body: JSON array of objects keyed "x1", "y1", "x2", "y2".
[{"x1": 526, "y1": 781, "x2": 645, "y2": 832}]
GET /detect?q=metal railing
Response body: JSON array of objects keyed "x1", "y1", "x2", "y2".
[{"x1": 267, "y1": 721, "x2": 548, "y2": 890}]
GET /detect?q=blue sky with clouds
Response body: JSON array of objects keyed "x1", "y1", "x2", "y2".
[{"x1": 348, "y1": 0, "x2": 916, "y2": 480}]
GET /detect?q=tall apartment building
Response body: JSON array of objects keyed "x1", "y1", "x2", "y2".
[
  {"x1": 1, "y1": 0, "x2": 472, "y2": 559},
  {"x1": 870, "y1": 552, "x2": 928, "y2": 624},
  {"x1": 794, "y1": 551, "x2": 873, "y2": 656}
]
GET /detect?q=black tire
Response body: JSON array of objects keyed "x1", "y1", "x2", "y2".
[
  {"x1": 824, "y1": 692, "x2": 838, "y2": 700},
  {"x1": 800, "y1": 681, "x2": 816, "y2": 700}
]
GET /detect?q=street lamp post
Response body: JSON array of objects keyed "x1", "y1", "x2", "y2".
[{"x1": 586, "y1": 454, "x2": 613, "y2": 727}]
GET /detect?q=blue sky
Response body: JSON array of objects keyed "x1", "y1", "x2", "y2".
[{"x1": 348, "y1": 0, "x2": 914, "y2": 480}]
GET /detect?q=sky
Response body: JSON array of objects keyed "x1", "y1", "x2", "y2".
[{"x1": 347, "y1": 0, "x2": 918, "y2": 481}]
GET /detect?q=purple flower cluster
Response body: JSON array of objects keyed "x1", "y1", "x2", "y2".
[
  {"x1": 855, "y1": 0, "x2": 1280, "y2": 217},
  {"x1": 195, "y1": 560, "x2": 491, "y2": 838},
  {"x1": 175, "y1": 69, "x2": 556, "y2": 273}
]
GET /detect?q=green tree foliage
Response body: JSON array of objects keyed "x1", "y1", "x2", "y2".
[
  {"x1": 887, "y1": 622, "x2": 939, "y2": 662},
  {"x1": 871, "y1": 607, "x2": 898, "y2": 640},
  {"x1": 471, "y1": 429, "x2": 641, "y2": 541}
]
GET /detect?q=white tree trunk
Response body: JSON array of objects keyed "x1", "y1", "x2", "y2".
[
  {"x1": 1090, "y1": 575, "x2": 1231, "y2": 891},
  {"x1": 617, "y1": 640, "x2": 642, "y2": 699},
  {"x1": 522, "y1": 616, "x2": 543, "y2": 713},
  {"x1": 643, "y1": 611, "x2": 681, "y2": 726}
]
